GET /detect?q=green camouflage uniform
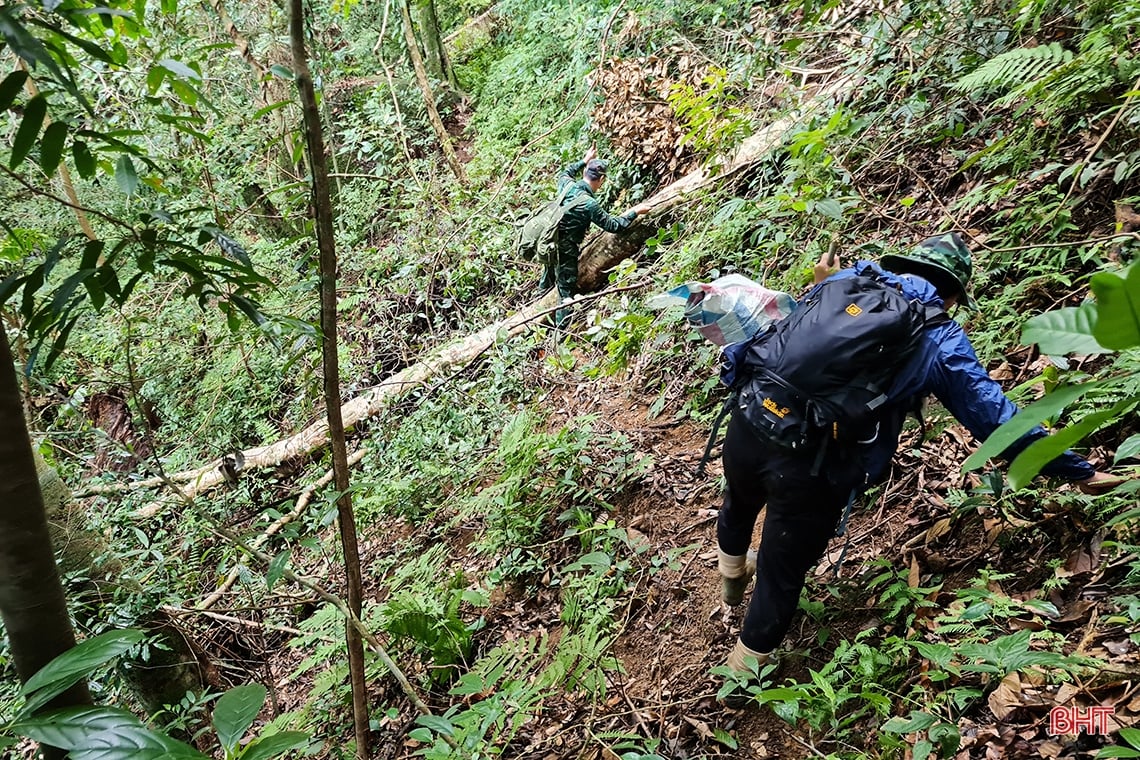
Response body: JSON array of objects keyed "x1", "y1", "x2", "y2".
[{"x1": 539, "y1": 161, "x2": 639, "y2": 321}]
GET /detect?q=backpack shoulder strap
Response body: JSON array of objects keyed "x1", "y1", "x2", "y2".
[
  {"x1": 549, "y1": 187, "x2": 591, "y2": 230},
  {"x1": 555, "y1": 181, "x2": 575, "y2": 205},
  {"x1": 923, "y1": 305, "x2": 950, "y2": 328}
]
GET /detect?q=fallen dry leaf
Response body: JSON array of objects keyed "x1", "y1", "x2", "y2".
[
  {"x1": 1106, "y1": 640, "x2": 1134, "y2": 656},
  {"x1": 926, "y1": 517, "x2": 952, "y2": 544},
  {"x1": 988, "y1": 672, "x2": 1024, "y2": 720}
]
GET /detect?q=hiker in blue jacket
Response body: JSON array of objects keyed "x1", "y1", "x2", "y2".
[
  {"x1": 540, "y1": 145, "x2": 651, "y2": 325},
  {"x1": 718, "y1": 233, "x2": 1124, "y2": 688}
]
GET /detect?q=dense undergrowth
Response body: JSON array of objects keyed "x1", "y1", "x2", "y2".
[{"x1": 3, "y1": 0, "x2": 1140, "y2": 757}]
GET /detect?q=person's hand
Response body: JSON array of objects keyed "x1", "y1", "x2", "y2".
[
  {"x1": 1077, "y1": 470, "x2": 1128, "y2": 495},
  {"x1": 631, "y1": 202, "x2": 652, "y2": 216},
  {"x1": 583, "y1": 144, "x2": 597, "y2": 164},
  {"x1": 813, "y1": 248, "x2": 840, "y2": 283}
]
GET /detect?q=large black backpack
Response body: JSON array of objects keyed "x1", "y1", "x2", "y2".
[{"x1": 719, "y1": 272, "x2": 946, "y2": 458}]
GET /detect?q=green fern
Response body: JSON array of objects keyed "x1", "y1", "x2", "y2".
[
  {"x1": 1003, "y1": 33, "x2": 1118, "y2": 113},
  {"x1": 954, "y1": 43, "x2": 1074, "y2": 97}
]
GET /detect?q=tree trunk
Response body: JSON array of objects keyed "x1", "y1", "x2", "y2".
[
  {"x1": 288, "y1": 3, "x2": 371, "y2": 757},
  {"x1": 33, "y1": 442, "x2": 210, "y2": 733},
  {"x1": 118, "y1": 610, "x2": 212, "y2": 742},
  {"x1": 398, "y1": 0, "x2": 466, "y2": 184},
  {"x1": 412, "y1": 0, "x2": 459, "y2": 93},
  {"x1": 0, "y1": 329, "x2": 91, "y2": 760}
]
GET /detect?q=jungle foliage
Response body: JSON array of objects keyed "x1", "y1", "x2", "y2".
[{"x1": 1, "y1": 0, "x2": 1140, "y2": 757}]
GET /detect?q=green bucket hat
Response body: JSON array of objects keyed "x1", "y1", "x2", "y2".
[{"x1": 880, "y1": 232, "x2": 977, "y2": 309}]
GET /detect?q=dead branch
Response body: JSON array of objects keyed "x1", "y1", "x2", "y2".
[{"x1": 197, "y1": 447, "x2": 368, "y2": 611}]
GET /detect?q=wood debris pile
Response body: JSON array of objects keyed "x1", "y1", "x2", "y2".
[{"x1": 588, "y1": 46, "x2": 707, "y2": 181}]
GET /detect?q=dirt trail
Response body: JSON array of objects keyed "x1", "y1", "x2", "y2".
[{"x1": 544, "y1": 384, "x2": 817, "y2": 758}]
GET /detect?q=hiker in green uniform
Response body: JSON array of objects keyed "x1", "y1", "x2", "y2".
[{"x1": 540, "y1": 145, "x2": 652, "y2": 325}]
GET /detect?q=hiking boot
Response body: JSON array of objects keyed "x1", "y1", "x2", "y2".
[
  {"x1": 720, "y1": 638, "x2": 775, "y2": 709},
  {"x1": 719, "y1": 548, "x2": 757, "y2": 606}
]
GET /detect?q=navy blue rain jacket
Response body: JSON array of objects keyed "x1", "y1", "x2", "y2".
[{"x1": 814, "y1": 261, "x2": 1094, "y2": 484}]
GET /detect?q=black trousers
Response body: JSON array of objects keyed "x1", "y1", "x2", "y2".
[{"x1": 718, "y1": 414, "x2": 856, "y2": 653}]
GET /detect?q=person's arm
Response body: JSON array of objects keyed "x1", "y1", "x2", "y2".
[
  {"x1": 558, "y1": 161, "x2": 585, "y2": 192},
  {"x1": 813, "y1": 249, "x2": 840, "y2": 283},
  {"x1": 586, "y1": 198, "x2": 638, "y2": 233},
  {"x1": 926, "y1": 324, "x2": 1103, "y2": 484}
]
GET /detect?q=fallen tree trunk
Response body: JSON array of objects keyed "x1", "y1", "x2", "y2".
[
  {"x1": 127, "y1": 289, "x2": 560, "y2": 517},
  {"x1": 577, "y1": 76, "x2": 855, "y2": 291}
]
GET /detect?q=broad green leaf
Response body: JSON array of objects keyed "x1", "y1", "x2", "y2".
[
  {"x1": 266, "y1": 549, "x2": 289, "y2": 592},
  {"x1": 755, "y1": 687, "x2": 804, "y2": 702},
  {"x1": 158, "y1": 58, "x2": 201, "y2": 81},
  {"x1": 414, "y1": 714, "x2": 454, "y2": 736},
  {"x1": 25, "y1": 17, "x2": 116, "y2": 65},
  {"x1": 1021, "y1": 303, "x2": 1107, "y2": 356},
  {"x1": 14, "y1": 706, "x2": 208, "y2": 759},
  {"x1": 39, "y1": 121, "x2": 68, "y2": 175},
  {"x1": 20, "y1": 630, "x2": 145, "y2": 716},
  {"x1": 214, "y1": 684, "x2": 267, "y2": 754},
  {"x1": 169, "y1": 78, "x2": 199, "y2": 106},
  {"x1": 210, "y1": 229, "x2": 251, "y2": 265},
  {"x1": 564, "y1": 551, "x2": 611, "y2": 572},
  {"x1": 1121, "y1": 727, "x2": 1140, "y2": 749},
  {"x1": 1097, "y1": 749, "x2": 1140, "y2": 758},
  {"x1": 962, "y1": 382, "x2": 1106, "y2": 471},
  {"x1": 10, "y1": 94, "x2": 47, "y2": 169},
  {"x1": 929, "y1": 722, "x2": 961, "y2": 754},
  {"x1": 238, "y1": 730, "x2": 310, "y2": 760},
  {"x1": 114, "y1": 154, "x2": 138, "y2": 196},
  {"x1": 407, "y1": 727, "x2": 432, "y2": 742},
  {"x1": 814, "y1": 197, "x2": 844, "y2": 220},
  {"x1": 230, "y1": 294, "x2": 266, "y2": 325},
  {"x1": 0, "y1": 9, "x2": 56, "y2": 76},
  {"x1": 0, "y1": 69, "x2": 28, "y2": 112},
  {"x1": 269, "y1": 64, "x2": 293, "y2": 79},
  {"x1": 1116, "y1": 434, "x2": 1140, "y2": 464},
  {"x1": 1008, "y1": 399, "x2": 1138, "y2": 489},
  {"x1": 1091, "y1": 266, "x2": 1140, "y2": 350},
  {"x1": 712, "y1": 728, "x2": 737, "y2": 750},
  {"x1": 72, "y1": 141, "x2": 95, "y2": 178},
  {"x1": 1022, "y1": 599, "x2": 1059, "y2": 617},
  {"x1": 146, "y1": 65, "x2": 165, "y2": 95},
  {"x1": 251, "y1": 100, "x2": 291, "y2": 120},
  {"x1": 160, "y1": 0, "x2": 177, "y2": 14},
  {"x1": 43, "y1": 313, "x2": 80, "y2": 369}
]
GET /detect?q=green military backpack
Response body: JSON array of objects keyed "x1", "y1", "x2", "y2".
[{"x1": 516, "y1": 183, "x2": 590, "y2": 261}]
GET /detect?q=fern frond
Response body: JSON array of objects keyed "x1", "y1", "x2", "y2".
[
  {"x1": 1002, "y1": 34, "x2": 1116, "y2": 111},
  {"x1": 954, "y1": 43, "x2": 1073, "y2": 96},
  {"x1": 932, "y1": 622, "x2": 977, "y2": 636}
]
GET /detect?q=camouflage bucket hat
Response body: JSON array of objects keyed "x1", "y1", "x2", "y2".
[{"x1": 880, "y1": 232, "x2": 976, "y2": 309}]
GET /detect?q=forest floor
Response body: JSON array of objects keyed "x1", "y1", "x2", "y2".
[{"x1": 243, "y1": 344, "x2": 1138, "y2": 759}]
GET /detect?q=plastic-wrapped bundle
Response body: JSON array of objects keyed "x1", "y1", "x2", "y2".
[{"x1": 647, "y1": 274, "x2": 796, "y2": 346}]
